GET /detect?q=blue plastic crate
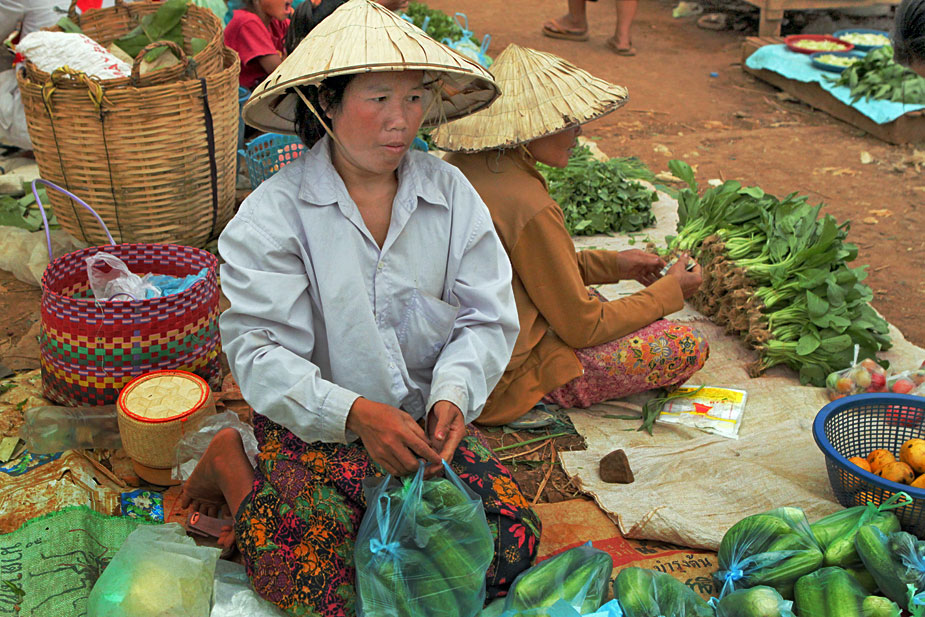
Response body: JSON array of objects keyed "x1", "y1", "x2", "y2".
[
  {"x1": 813, "y1": 393, "x2": 925, "y2": 537},
  {"x1": 239, "y1": 133, "x2": 305, "y2": 187}
]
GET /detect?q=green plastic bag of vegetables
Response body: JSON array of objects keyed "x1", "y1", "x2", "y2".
[
  {"x1": 713, "y1": 586, "x2": 794, "y2": 617},
  {"x1": 614, "y1": 567, "x2": 713, "y2": 617},
  {"x1": 355, "y1": 461, "x2": 493, "y2": 617},
  {"x1": 714, "y1": 507, "x2": 823, "y2": 599},
  {"x1": 856, "y1": 524, "x2": 925, "y2": 615},
  {"x1": 501, "y1": 542, "x2": 613, "y2": 616},
  {"x1": 794, "y1": 566, "x2": 900, "y2": 617},
  {"x1": 810, "y1": 493, "x2": 905, "y2": 568}
]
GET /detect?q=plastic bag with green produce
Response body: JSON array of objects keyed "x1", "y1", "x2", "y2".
[
  {"x1": 712, "y1": 586, "x2": 795, "y2": 617},
  {"x1": 857, "y1": 525, "x2": 925, "y2": 615},
  {"x1": 810, "y1": 493, "x2": 905, "y2": 568},
  {"x1": 355, "y1": 461, "x2": 493, "y2": 617},
  {"x1": 794, "y1": 566, "x2": 900, "y2": 617},
  {"x1": 614, "y1": 567, "x2": 713, "y2": 617},
  {"x1": 501, "y1": 542, "x2": 613, "y2": 616},
  {"x1": 714, "y1": 507, "x2": 823, "y2": 599}
]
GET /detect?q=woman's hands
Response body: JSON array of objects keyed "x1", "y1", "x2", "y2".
[
  {"x1": 664, "y1": 252, "x2": 703, "y2": 299},
  {"x1": 425, "y1": 401, "x2": 465, "y2": 478},
  {"x1": 616, "y1": 249, "x2": 665, "y2": 286},
  {"x1": 346, "y1": 397, "x2": 442, "y2": 477}
]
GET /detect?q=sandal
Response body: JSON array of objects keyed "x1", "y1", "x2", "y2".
[
  {"x1": 605, "y1": 37, "x2": 637, "y2": 56},
  {"x1": 542, "y1": 18, "x2": 590, "y2": 41}
]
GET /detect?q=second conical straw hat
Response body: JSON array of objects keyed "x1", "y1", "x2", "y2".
[
  {"x1": 243, "y1": 0, "x2": 500, "y2": 135},
  {"x1": 431, "y1": 43, "x2": 628, "y2": 152}
]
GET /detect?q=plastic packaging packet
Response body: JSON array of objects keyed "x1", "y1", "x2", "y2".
[
  {"x1": 887, "y1": 369, "x2": 925, "y2": 394},
  {"x1": 86, "y1": 252, "x2": 161, "y2": 302},
  {"x1": 87, "y1": 523, "x2": 220, "y2": 617},
  {"x1": 809, "y1": 492, "x2": 906, "y2": 568},
  {"x1": 211, "y1": 559, "x2": 288, "y2": 617},
  {"x1": 613, "y1": 567, "x2": 713, "y2": 617},
  {"x1": 712, "y1": 586, "x2": 794, "y2": 617},
  {"x1": 501, "y1": 542, "x2": 613, "y2": 616},
  {"x1": 173, "y1": 411, "x2": 259, "y2": 481},
  {"x1": 657, "y1": 385, "x2": 747, "y2": 439},
  {"x1": 825, "y1": 345, "x2": 888, "y2": 401},
  {"x1": 714, "y1": 507, "x2": 823, "y2": 600},
  {"x1": 794, "y1": 566, "x2": 900, "y2": 617},
  {"x1": 355, "y1": 460, "x2": 493, "y2": 617}
]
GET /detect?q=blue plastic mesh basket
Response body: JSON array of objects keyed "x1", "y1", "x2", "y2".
[
  {"x1": 813, "y1": 393, "x2": 925, "y2": 536},
  {"x1": 239, "y1": 133, "x2": 305, "y2": 187}
]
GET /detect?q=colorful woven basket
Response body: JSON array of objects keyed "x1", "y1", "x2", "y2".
[{"x1": 36, "y1": 180, "x2": 223, "y2": 407}]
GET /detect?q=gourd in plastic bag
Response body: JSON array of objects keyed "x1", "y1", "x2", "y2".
[
  {"x1": 856, "y1": 525, "x2": 925, "y2": 614},
  {"x1": 714, "y1": 507, "x2": 823, "y2": 599},
  {"x1": 793, "y1": 566, "x2": 900, "y2": 617},
  {"x1": 501, "y1": 542, "x2": 613, "y2": 616},
  {"x1": 713, "y1": 586, "x2": 794, "y2": 617},
  {"x1": 809, "y1": 492, "x2": 905, "y2": 568},
  {"x1": 87, "y1": 523, "x2": 220, "y2": 617},
  {"x1": 613, "y1": 567, "x2": 713, "y2": 617},
  {"x1": 355, "y1": 460, "x2": 494, "y2": 617},
  {"x1": 86, "y1": 252, "x2": 161, "y2": 301}
]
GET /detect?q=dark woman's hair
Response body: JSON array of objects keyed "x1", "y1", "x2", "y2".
[
  {"x1": 285, "y1": 0, "x2": 348, "y2": 55},
  {"x1": 293, "y1": 75, "x2": 354, "y2": 147},
  {"x1": 894, "y1": 0, "x2": 925, "y2": 66}
]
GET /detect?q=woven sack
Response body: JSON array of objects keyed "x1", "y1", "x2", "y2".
[
  {"x1": 18, "y1": 45, "x2": 239, "y2": 246},
  {"x1": 40, "y1": 242, "x2": 223, "y2": 407},
  {"x1": 24, "y1": 0, "x2": 225, "y2": 88}
]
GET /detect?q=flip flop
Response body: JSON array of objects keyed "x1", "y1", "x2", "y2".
[
  {"x1": 542, "y1": 19, "x2": 590, "y2": 41},
  {"x1": 506, "y1": 404, "x2": 558, "y2": 430},
  {"x1": 605, "y1": 38, "x2": 637, "y2": 56}
]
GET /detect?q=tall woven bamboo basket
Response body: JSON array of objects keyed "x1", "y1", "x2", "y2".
[
  {"x1": 24, "y1": 0, "x2": 225, "y2": 88},
  {"x1": 18, "y1": 46, "x2": 239, "y2": 247}
]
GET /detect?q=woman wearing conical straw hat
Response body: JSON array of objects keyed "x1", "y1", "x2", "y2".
[
  {"x1": 434, "y1": 44, "x2": 709, "y2": 428},
  {"x1": 178, "y1": 2, "x2": 540, "y2": 613}
]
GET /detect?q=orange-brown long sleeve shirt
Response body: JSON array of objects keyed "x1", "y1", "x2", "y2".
[{"x1": 445, "y1": 149, "x2": 684, "y2": 425}]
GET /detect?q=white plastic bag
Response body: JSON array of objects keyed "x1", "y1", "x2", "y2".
[
  {"x1": 174, "y1": 411, "x2": 259, "y2": 481},
  {"x1": 0, "y1": 69, "x2": 32, "y2": 150},
  {"x1": 0, "y1": 226, "x2": 85, "y2": 286},
  {"x1": 86, "y1": 252, "x2": 160, "y2": 301},
  {"x1": 17, "y1": 32, "x2": 131, "y2": 80},
  {"x1": 211, "y1": 560, "x2": 288, "y2": 617}
]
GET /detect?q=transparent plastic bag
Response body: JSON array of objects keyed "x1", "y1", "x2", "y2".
[
  {"x1": 714, "y1": 507, "x2": 823, "y2": 599},
  {"x1": 173, "y1": 411, "x2": 258, "y2": 481},
  {"x1": 355, "y1": 461, "x2": 493, "y2": 617},
  {"x1": 713, "y1": 586, "x2": 794, "y2": 617},
  {"x1": 825, "y1": 347, "x2": 888, "y2": 401},
  {"x1": 211, "y1": 559, "x2": 288, "y2": 617},
  {"x1": 86, "y1": 252, "x2": 161, "y2": 301},
  {"x1": 613, "y1": 567, "x2": 713, "y2": 617},
  {"x1": 887, "y1": 369, "x2": 925, "y2": 395},
  {"x1": 794, "y1": 566, "x2": 900, "y2": 617},
  {"x1": 501, "y1": 542, "x2": 613, "y2": 616},
  {"x1": 809, "y1": 493, "x2": 905, "y2": 568},
  {"x1": 87, "y1": 523, "x2": 220, "y2": 617}
]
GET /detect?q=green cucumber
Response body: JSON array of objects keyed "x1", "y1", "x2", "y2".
[
  {"x1": 795, "y1": 570, "x2": 828, "y2": 617},
  {"x1": 824, "y1": 512, "x2": 900, "y2": 568},
  {"x1": 715, "y1": 586, "x2": 791, "y2": 617},
  {"x1": 846, "y1": 566, "x2": 879, "y2": 594},
  {"x1": 507, "y1": 546, "x2": 606, "y2": 612},
  {"x1": 825, "y1": 566, "x2": 865, "y2": 617},
  {"x1": 613, "y1": 568, "x2": 663, "y2": 617},
  {"x1": 856, "y1": 525, "x2": 910, "y2": 609},
  {"x1": 861, "y1": 594, "x2": 901, "y2": 617}
]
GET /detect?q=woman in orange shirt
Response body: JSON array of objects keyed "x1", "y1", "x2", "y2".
[{"x1": 435, "y1": 44, "x2": 709, "y2": 427}]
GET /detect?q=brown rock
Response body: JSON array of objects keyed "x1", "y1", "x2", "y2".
[{"x1": 600, "y1": 449, "x2": 634, "y2": 484}]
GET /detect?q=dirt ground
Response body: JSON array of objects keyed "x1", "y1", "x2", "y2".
[{"x1": 1, "y1": 0, "x2": 923, "y2": 502}]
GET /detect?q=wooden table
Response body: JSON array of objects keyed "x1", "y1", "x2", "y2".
[
  {"x1": 740, "y1": 0, "x2": 900, "y2": 36},
  {"x1": 742, "y1": 36, "x2": 925, "y2": 144}
]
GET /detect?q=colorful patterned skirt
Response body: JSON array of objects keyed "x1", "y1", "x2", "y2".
[
  {"x1": 544, "y1": 319, "x2": 709, "y2": 409},
  {"x1": 234, "y1": 414, "x2": 541, "y2": 617}
]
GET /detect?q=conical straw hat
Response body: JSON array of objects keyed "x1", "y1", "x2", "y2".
[
  {"x1": 431, "y1": 43, "x2": 628, "y2": 152},
  {"x1": 243, "y1": 0, "x2": 500, "y2": 134}
]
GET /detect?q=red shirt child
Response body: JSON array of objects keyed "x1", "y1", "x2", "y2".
[{"x1": 224, "y1": 10, "x2": 290, "y2": 90}]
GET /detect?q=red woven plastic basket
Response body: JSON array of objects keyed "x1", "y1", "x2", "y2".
[{"x1": 35, "y1": 180, "x2": 222, "y2": 406}]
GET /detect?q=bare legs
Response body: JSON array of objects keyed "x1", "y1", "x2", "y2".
[
  {"x1": 543, "y1": 0, "x2": 638, "y2": 53},
  {"x1": 543, "y1": 0, "x2": 589, "y2": 35},
  {"x1": 179, "y1": 427, "x2": 255, "y2": 550},
  {"x1": 610, "y1": 0, "x2": 638, "y2": 51}
]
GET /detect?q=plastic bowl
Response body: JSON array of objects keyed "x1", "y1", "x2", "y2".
[
  {"x1": 813, "y1": 393, "x2": 925, "y2": 537},
  {"x1": 784, "y1": 34, "x2": 854, "y2": 55},
  {"x1": 833, "y1": 29, "x2": 891, "y2": 52},
  {"x1": 810, "y1": 50, "x2": 868, "y2": 73}
]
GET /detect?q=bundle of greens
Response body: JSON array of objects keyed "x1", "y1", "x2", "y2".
[
  {"x1": 114, "y1": 0, "x2": 207, "y2": 62},
  {"x1": 0, "y1": 185, "x2": 55, "y2": 231},
  {"x1": 662, "y1": 160, "x2": 890, "y2": 386},
  {"x1": 402, "y1": 2, "x2": 477, "y2": 44},
  {"x1": 831, "y1": 45, "x2": 925, "y2": 105},
  {"x1": 538, "y1": 145, "x2": 657, "y2": 236}
]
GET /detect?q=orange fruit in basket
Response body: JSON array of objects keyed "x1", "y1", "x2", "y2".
[
  {"x1": 848, "y1": 456, "x2": 872, "y2": 472},
  {"x1": 900, "y1": 439, "x2": 925, "y2": 474},
  {"x1": 910, "y1": 475, "x2": 925, "y2": 490},
  {"x1": 878, "y1": 461, "x2": 915, "y2": 484},
  {"x1": 850, "y1": 489, "x2": 892, "y2": 508},
  {"x1": 868, "y1": 449, "x2": 896, "y2": 474}
]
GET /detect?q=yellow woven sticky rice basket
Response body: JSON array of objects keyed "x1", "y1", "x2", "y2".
[
  {"x1": 24, "y1": 0, "x2": 225, "y2": 88},
  {"x1": 18, "y1": 46, "x2": 240, "y2": 247}
]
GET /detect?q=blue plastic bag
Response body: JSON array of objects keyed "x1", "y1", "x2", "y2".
[
  {"x1": 441, "y1": 13, "x2": 493, "y2": 68},
  {"x1": 355, "y1": 461, "x2": 493, "y2": 617}
]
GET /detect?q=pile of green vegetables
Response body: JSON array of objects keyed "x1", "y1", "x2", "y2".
[
  {"x1": 402, "y1": 2, "x2": 478, "y2": 44},
  {"x1": 538, "y1": 145, "x2": 658, "y2": 236},
  {"x1": 662, "y1": 160, "x2": 890, "y2": 386},
  {"x1": 0, "y1": 185, "x2": 54, "y2": 231},
  {"x1": 831, "y1": 45, "x2": 925, "y2": 105}
]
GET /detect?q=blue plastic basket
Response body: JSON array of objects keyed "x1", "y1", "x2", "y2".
[
  {"x1": 813, "y1": 393, "x2": 925, "y2": 536},
  {"x1": 832, "y1": 29, "x2": 892, "y2": 53},
  {"x1": 239, "y1": 133, "x2": 305, "y2": 187}
]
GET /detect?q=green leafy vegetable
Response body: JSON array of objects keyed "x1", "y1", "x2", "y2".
[
  {"x1": 0, "y1": 186, "x2": 55, "y2": 232},
  {"x1": 538, "y1": 145, "x2": 657, "y2": 236},
  {"x1": 113, "y1": 0, "x2": 193, "y2": 62},
  {"x1": 831, "y1": 46, "x2": 925, "y2": 104},
  {"x1": 402, "y1": 2, "x2": 478, "y2": 45}
]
